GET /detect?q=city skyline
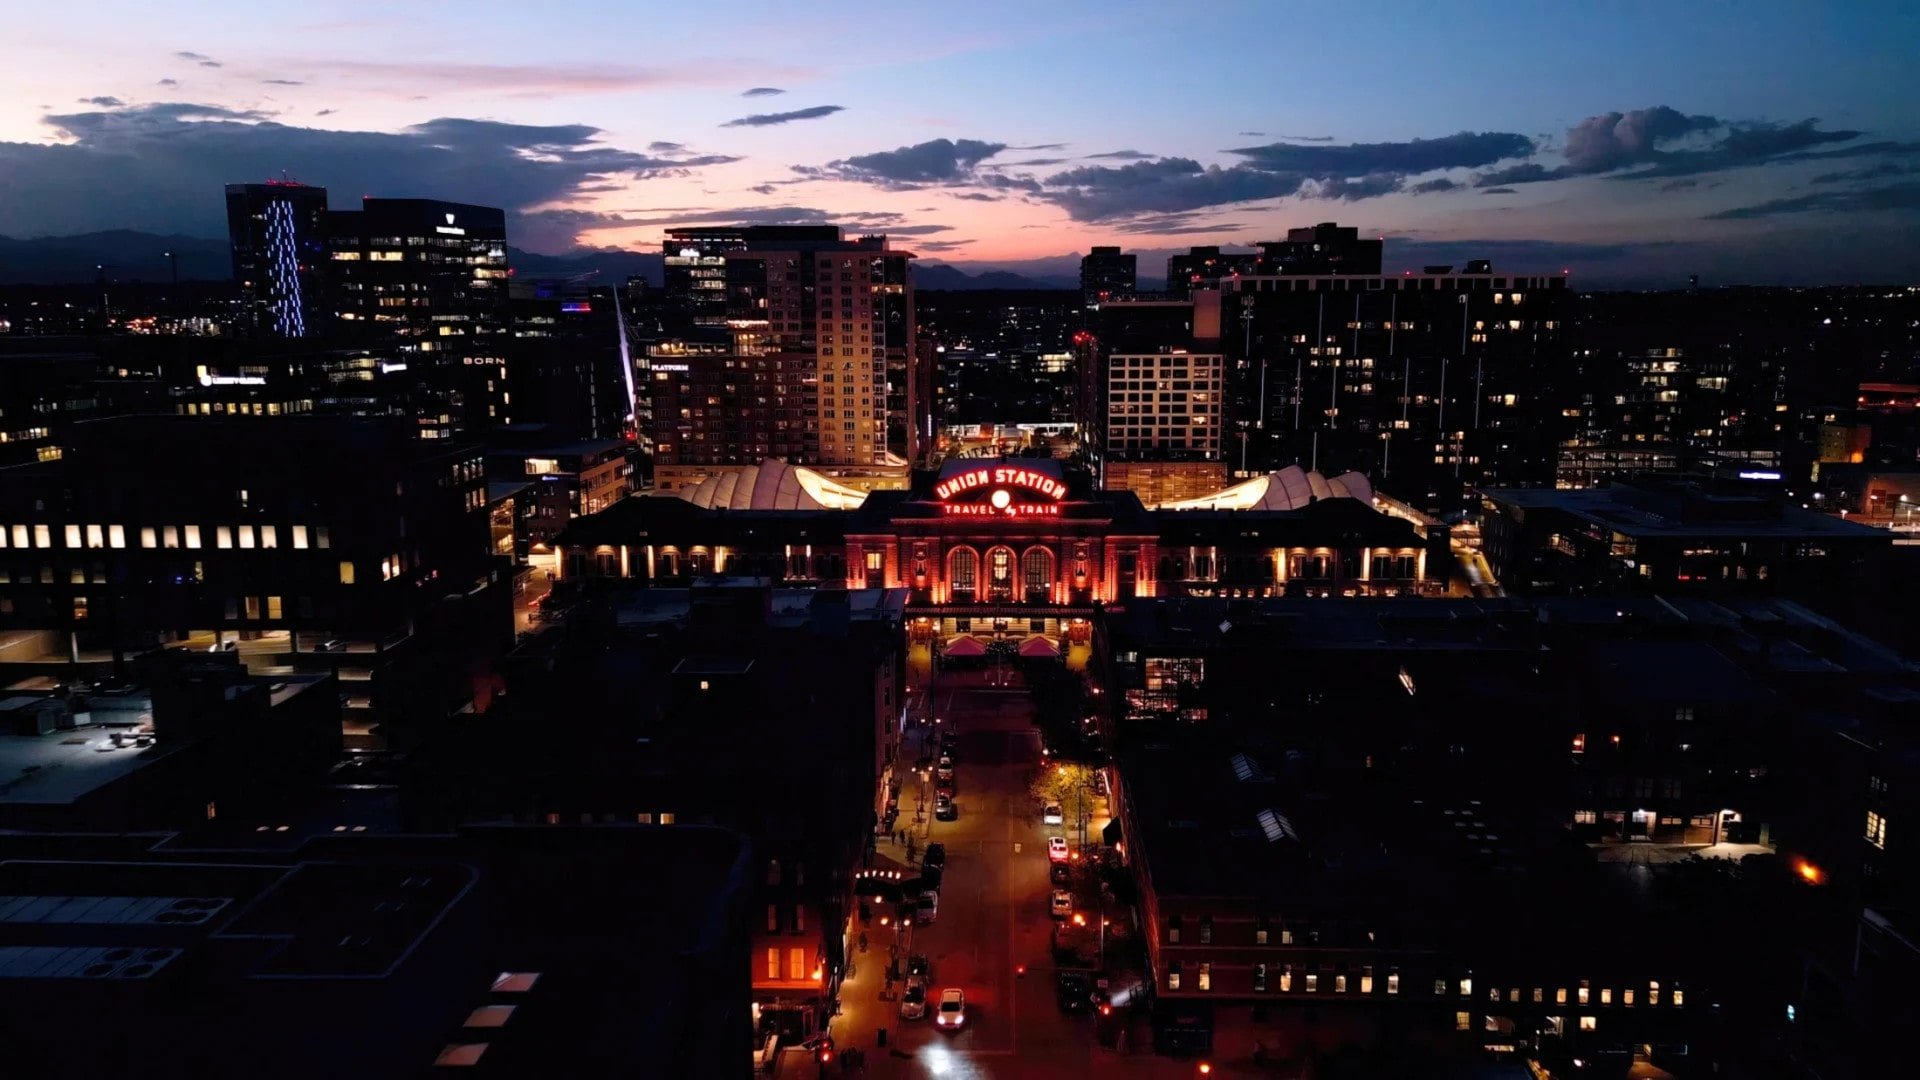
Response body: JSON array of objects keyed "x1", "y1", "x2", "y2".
[{"x1": 2, "y1": 1, "x2": 1919, "y2": 285}]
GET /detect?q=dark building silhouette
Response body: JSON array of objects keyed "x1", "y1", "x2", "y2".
[
  {"x1": 1080, "y1": 246, "x2": 1137, "y2": 304},
  {"x1": 1257, "y1": 222, "x2": 1383, "y2": 276},
  {"x1": 224, "y1": 181, "x2": 329, "y2": 338},
  {"x1": 0, "y1": 414, "x2": 514, "y2": 750}
]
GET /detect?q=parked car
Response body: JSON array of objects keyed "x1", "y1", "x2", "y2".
[
  {"x1": 917, "y1": 891, "x2": 939, "y2": 923},
  {"x1": 939, "y1": 733, "x2": 958, "y2": 754},
  {"x1": 936, "y1": 777, "x2": 957, "y2": 798},
  {"x1": 936, "y1": 757, "x2": 955, "y2": 782},
  {"x1": 1048, "y1": 836, "x2": 1069, "y2": 861},
  {"x1": 935, "y1": 795, "x2": 958, "y2": 821},
  {"x1": 1050, "y1": 890, "x2": 1073, "y2": 919},
  {"x1": 1049, "y1": 862, "x2": 1073, "y2": 886},
  {"x1": 1042, "y1": 804, "x2": 1064, "y2": 826},
  {"x1": 899, "y1": 979, "x2": 928, "y2": 1020},
  {"x1": 907, "y1": 953, "x2": 931, "y2": 981},
  {"x1": 935, "y1": 988, "x2": 967, "y2": 1029},
  {"x1": 922, "y1": 842, "x2": 947, "y2": 871}
]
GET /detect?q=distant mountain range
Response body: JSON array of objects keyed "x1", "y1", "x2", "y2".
[{"x1": 0, "y1": 232, "x2": 1078, "y2": 291}]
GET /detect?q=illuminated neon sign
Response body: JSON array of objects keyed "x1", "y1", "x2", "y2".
[{"x1": 934, "y1": 466, "x2": 1067, "y2": 502}]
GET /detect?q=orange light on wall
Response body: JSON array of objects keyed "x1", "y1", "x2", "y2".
[{"x1": 1795, "y1": 860, "x2": 1824, "y2": 885}]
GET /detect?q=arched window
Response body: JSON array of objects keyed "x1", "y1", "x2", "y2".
[
  {"x1": 1022, "y1": 548, "x2": 1054, "y2": 600},
  {"x1": 949, "y1": 547, "x2": 978, "y2": 599},
  {"x1": 986, "y1": 546, "x2": 1015, "y2": 601}
]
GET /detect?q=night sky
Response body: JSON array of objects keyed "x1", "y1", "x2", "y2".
[{"x1": 3, "y1": 0, "x2": 1918, "y2": 284}]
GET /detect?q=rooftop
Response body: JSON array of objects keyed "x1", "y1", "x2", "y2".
[
  {"x1": 0, "y1": 726, "x2": 181, "y2": 807},
  {"x1": 1483, "y1": 483, "x2": 1889, "y2": 541}
]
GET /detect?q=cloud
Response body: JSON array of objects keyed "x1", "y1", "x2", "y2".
[
  {"x1": 1273, "y1": 134, "x2": 1334, "y2": 142},
  {"x1": 262, "y1": 79, "x2": 304, "y2": 86},
  {"x1": 1475, "y1": 106, "x2": 1873, "y2": 187},
  {"x1": 749, "y1": 183, "x2": 779, "y2": 195},
  {"x1": 157, "y1": 78, "x2": 178, "y2": 87},
  {"x1": 722, "y1": 104, "x2": 844, "y2": 128},
  {"x1": 270, "y1": 59, "x2": 810, "y2": 100},
  {"x1": 315, "y1": 108, "x2": 335, "y2": 116},
  {"x1": 1000, "y1": 157, "x2": 1066, "y2": 167},
  {"x1": 648, "y1": 141, "x2": 686, "y2": 152},
  {"x1": 1226, "y1": 130, "x2": 1534, "y2": 175},
  {"x1": 1811, "y1": 161, "x2": 1917, "y2": 184},
  {"x1": 174, "y1": 51, "x2": 213, "y2": 61},
  {"x1": 0, "y1": 101, "x2": 740, "y2": 244},
  {"x1": 1481, "y1": 187, "x2": 1516, "y2": 195},
  {"x1": 79, "y1": 96, "x2": 124, "y2": 107},
  {"x1": 1237, "y1": 131, "x2": 1264, "y2": 137},
  {"x1": 912, "y1": 239, "x2": 976, "y2": 252},
  {"x1": 742, "y1": 86, "x2": 785, "y2": 97},
  {"x1": 1705, "y1": 181, "x2": 1920, "y2": 221},
  {"x1": 951, "y1": 192, "x2": 1000, "y2": 201},
  {"x1": 1659, "y1": 178, "x2": 1700, "y2": 191},
  {"x1": 1312, "y1": 173, "x2": 1404, "y2": 200},
  {"x1": 1409, "y1": 177, "x2": 1459, "y2": 194},
  {"x1": 808, "y1": 137, "x2": 1008, "y2": 186},
  {"x1": 199, "y1": 60, "x2": 222, "y2": 69},
  {"x1": 1039, "y1": 157, "x2": 1306, "y2": 221},
  {"x1": 1010, "y1": 143, "x2": 1066, "y2": 151},
  {"x1": 1109, "y1": 212, "x2": 1247, "y2": 235},
  {"x1": 1086, "y1": 149, "x2": 1153, "y2": 160}
]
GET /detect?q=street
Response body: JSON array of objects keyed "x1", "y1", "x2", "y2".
[{"x1": 824, "y1": 665, "x2": 1114, "y2": 1079}]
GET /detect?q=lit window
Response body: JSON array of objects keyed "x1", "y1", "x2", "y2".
[
  {"x1": 316, "y1": 526, "x2": 330, "y2": 548},
  {"x1": 239, "y1": 526, "x2": 255, "y2": 549},
  {"x1": 108, "y1": 525, "x2": 126, "y2": 549},
  {"x1": 1600, "y1": 988, "x2": 1611, "y2": 1005},
  {"x1": 9, "y1": 525, "x2": 25, "y2": 548},
  {"x1": 1579, "y1": 1016, "x2": 1596, "y2": 1032},
  {"x1": 1648, "y1": 981, "x2": 1660, "y2": 1005},
  {"x1": 1867, "y1": 811, "x2": 1887, "y2": 849},
  {"x1": 788, "y1": 948, "x2": 806, "y2": 981},
  {"x1": 1624, "y1": 989, "x2": 1635, "y2": 1006},
  {"x1": 85, "y1": 524, "x2": 103, "y2": 548},
  {"x1": 1304, "y1": 973, "x2": 1317, "y2": 993},
  {"x1": 766, "y1": 948, "x2": 780, "y2": 980},
  {"x1": 1387, "y1": 972, "x2": 1399, "y2": 995},
  {"x1": 339, "y1": 561, "x2": 356, "y2": 585},
  {"x1": 492, "y1": 972, "x2": 540, "y2": 992},
  {"x1": 1335, "y1": 974, "x2": 1348, "y2": 993},
  {"x1": 660, "y1": 812, "x2": 676, "y2": 824},
  {"x1": 216, "y1": 526, "x2": 233, "y2": 549},
  {"x1": 139, "y1": 527, "x2": 156, "y2": 549},
  {"x1": 163, "y1": 526, "x2": 179, "y2": 549},
  {"x1": 1456, "y1": 1011, "x2": 1471, "y2": 1031},
  {"x1": 261, "y1": 525, "x2": 277, "y2": 548},
  {"x1": 292, "y1": 525, "x2": 309, "y2": 549},
  {"x1": 34, "y1": 524, "x2": 51, "y2": 548},
  {"x1": 1671, "y1": 988, "x2": 1684, "y2": 1007},
  {"x1": 464, "y1": 1005, "x2": 515, "y2": 1028},
  {"x1": 1361, "y1": 967, "x2": 1374, "y2": 994},
  {"x1": 185, "y1": 526, "x2": 202, "y2": 549},
  {"x1": 434, "y1": 1044, "x2": 488, "y2": 1067},
  {"x1": 1460, "y1": 977, "x2": 1472, "y2": 997},
  {"x1": 1168, "y1": 968, "x2": 1181, "y2": 991},
  {"x1": 1533, "y1": 987, "x2": 1543, "y2": 1003},
  {"x1": 65, "y1": 524, "x2": 82, "y2": 548},
  {"x1": 1578, "y1": 981, "x2": 1590, "y2": 1004},
  {"x1": 1198, "y1": 962, "x2": 1211, "y2": 991}
]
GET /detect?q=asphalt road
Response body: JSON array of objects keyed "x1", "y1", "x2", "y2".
[{"x1": 827, "y1": 666, "x2": 1109, "y2": 1079}]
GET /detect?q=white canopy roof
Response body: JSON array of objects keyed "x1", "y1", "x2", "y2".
[
  {"x1": 678, "y1": 460, "x2": 870, "y2": 511},
  {"x1": 1154, "y1": 465, "x2": 1374, "y2": 511}
]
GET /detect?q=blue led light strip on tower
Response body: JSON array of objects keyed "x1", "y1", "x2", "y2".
[{"x1": 265, "y1": 197, "x2": 307, "y2": 337}]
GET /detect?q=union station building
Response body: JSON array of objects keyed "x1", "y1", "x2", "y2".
[{"x1": 552, "y1": 458, "x2": 1451, "y2": 641}]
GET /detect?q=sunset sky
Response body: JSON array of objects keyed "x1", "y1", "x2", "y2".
[{"x1": 3, "y1": 0, "x2": 1918, "y2": 283}]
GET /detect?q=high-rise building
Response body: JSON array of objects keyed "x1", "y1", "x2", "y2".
[
  {"x1": 225, "y1": 181, "x2": 329, "y2": 338},
  {"x1": 1256, "y1": 222, "x2": 1384, "y2": 276},
  {"x1": 1221, "y1": 262, "x2": 1572, "y2": 510},
  {"x1": 327, "y1": 198, "x2": 510, "y2": 341},
  {"x1": 1080, "y1": 246, "x2": 1137, "y2": 305},
  {"x1": 1165, "y1": 246, "x2": 1259, "y2": 299},
  {"x1": 652, "y1": 226, "x2": 920, "y2": 488}
]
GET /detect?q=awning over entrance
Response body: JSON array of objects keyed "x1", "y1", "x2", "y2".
[
  {"x1": 945, "y1": 635, "x2": 987, "y2": 657},
  {"x1": 1018, "y1": 635, "x2": 1060, "y2": 658}
]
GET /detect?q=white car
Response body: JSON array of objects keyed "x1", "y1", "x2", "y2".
[
  {"x1": 935, "y1": 988, "x2": 967, "y2": 1029},
  {"x1": 899, "y1": 978, "x2": 928, "y2": 1020},
  {"x1": 1047, "y1": 836, "x2": 1069, "y2": 862},
  {"x1": 1050, "y1": 890, "x2": 1073, "y2": 919},
  {"x1": 1042, "y1": 804, "x2": 1064, "y2": 826}
]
